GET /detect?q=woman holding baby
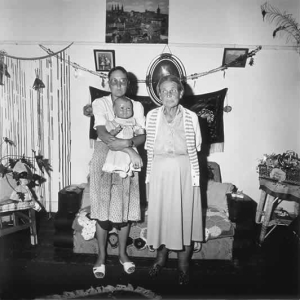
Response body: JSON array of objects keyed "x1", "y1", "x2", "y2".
[{"x1": 90, "y1": 66, "x2": 145, "y2": 278}]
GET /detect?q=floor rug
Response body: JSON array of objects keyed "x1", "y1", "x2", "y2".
[{"x1": 36, "y1": 284, "x2": 162, "y2": 299}]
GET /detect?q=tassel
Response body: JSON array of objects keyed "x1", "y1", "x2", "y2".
[
  {"x1": 0, "y1": 54, "x2": 11, "y2": 85},
  {"x1": 32, "y1": 69, "x2": 45, "y2": 90}
]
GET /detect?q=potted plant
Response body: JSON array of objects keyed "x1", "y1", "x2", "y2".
[{"x1": 0, "y1": 137, "x2": 53, "y2": 211}]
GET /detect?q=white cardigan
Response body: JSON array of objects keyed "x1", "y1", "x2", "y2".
[{"x1": 145, "y1": 105, "x2": 201, "y2": 186}]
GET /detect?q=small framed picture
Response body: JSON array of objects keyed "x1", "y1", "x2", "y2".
[
  {"x1": 222, "y1": 48, "x2": 249, "y2": 68},
  {"x1": 94, "y1": 49, "x2": 115, "y2": 72}
]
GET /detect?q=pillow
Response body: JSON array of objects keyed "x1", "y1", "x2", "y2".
[
  {"x1": 0, "y1": 176, "x2": 17, "y2": 203},
  {"x1": 205, "y1": 206, "x2": 235, "y2": 240},
  {"x1": 206, "y1": 180, "x2": 234, "y2": 214}
]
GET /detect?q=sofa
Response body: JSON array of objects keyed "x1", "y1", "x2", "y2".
[{"x1": 72, "y1": 161, "x2": 236, "y2": 260}]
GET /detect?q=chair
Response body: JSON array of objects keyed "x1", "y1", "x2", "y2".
[{"x1": 0, "y1": 176, "x2": 38, "y2": 245}]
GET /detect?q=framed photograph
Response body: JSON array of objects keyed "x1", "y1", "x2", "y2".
[
  {"x1": 222, "y1": 48, "x2": 249, "y2": 68},
  {"x1": 94, "y1": 49, "x2": 115, "y2": 72},
  {"x1": 105, "y1": 0, "x2": 169, "y2": 44}
]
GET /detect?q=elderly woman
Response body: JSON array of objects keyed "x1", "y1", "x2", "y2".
[
  {"x1": 90, "y1": 66, "x2": 145, "y2": 279},
  {"x1": 145, "y1": 74, "x2": 204, "y2": 285}
]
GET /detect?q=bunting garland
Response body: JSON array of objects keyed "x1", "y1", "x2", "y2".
[{"x1": 39, "y1": 44, "x2": 262, "y2": 83}]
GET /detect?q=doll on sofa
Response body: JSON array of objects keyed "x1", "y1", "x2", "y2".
[{"x1": 102, "y1": 96, "x2": 145, "y2": 178}]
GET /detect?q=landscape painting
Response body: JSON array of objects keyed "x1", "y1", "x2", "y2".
[
  {"x1": 106, "y1": 0, "x2": 169, "y2": 44},
  {"x1": 222, "y1": 48, "x2": 249, "y2": 68}
]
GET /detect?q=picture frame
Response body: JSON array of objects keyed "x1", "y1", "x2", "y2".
[
  {"x1": 94, "y1": 49, "x2": 115, "y2": 72},
  {"x1": 105, "y1": 0, "x2": 169, "y2": 44},
  {"x1": 222, "y1": 48, "x2": 249, "y2": 68}
]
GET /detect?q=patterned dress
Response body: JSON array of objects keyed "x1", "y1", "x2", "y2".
[
  {"x1": 89, "y1": 96, "x2": 145, "y2": 229},
  {"x1": 146, "y1": 107, "x2": 204, "y2": 250}
]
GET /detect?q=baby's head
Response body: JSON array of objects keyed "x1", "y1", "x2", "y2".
[{"x1": 113, "y1": 96, "x2": 133, "y2": 119}]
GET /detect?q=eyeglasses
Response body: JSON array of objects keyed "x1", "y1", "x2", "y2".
[
  {"x1": 160, "y1": 89, "x2": 179, "y2": 97},
  {"x1": 109, "y1": 78, "x2": 128, "y2": 86}
]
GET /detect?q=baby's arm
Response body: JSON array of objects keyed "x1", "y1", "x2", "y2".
[
  {"x1": 106, "y1": 120, "x2": 122, "y2": 136},
  {"x1": 109, "y1": 125, "x2": 122, "y2": 136}
]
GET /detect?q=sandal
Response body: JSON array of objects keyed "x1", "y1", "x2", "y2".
[
  {"x1": 178, "y1": 270, "x2": 190, "y2": 286},
  {"x1": 149, "y1": 263, "x2": 163, "y2": 277},
  {"x1": 149, "y1": 246, "x2": 168, "y2": 278},
  {"x1": 119, "y1": 260, "x2": 135, "y2": 274},
  {"x1": 93, "y1": 264, "x2": 105, "y2": 279}
]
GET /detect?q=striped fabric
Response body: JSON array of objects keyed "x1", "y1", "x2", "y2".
[{"x1": 145, "y1": 105, "x2": 201, "y2": 186}]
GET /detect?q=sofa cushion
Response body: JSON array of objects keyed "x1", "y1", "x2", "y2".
[
  {"x1": 207, "y1": 181, "x2": 234, "y2": 214},
  {"x1": 205, "y1": 206, "x2": 234, "y2": 240},
  {"x1": 72, "y1": 204, "x2": 234, "y2": 256}
]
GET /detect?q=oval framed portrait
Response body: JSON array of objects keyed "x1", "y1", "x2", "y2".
[{"x1": 146, "y1": 53, "x2": 186, "y2": 106}]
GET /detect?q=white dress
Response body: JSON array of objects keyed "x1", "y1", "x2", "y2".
[{"x1": 146, "y1": 110, "x2": 203, "y2": 250}]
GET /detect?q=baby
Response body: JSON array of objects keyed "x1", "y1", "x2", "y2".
[{"x1": 102, "y1": 96, "x2": 144, "y2": 178}]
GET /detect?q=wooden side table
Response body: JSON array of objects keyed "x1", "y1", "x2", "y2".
[{"x1": 255, "y1": 178, "x2": 300, "y2": 244}]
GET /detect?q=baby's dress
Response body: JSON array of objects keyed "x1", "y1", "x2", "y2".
[{"x1": 102, "y1": 117, "x2": 141, "y2": 178}]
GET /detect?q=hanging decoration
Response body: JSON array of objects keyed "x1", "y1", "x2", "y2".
[
  {"x1": 261, "y1": 2, "x2": 300, "y2": 50},
  {"x1": 186, "y1": 46, "x2": 262, "y2": 81},
  {"x1": 1, "y1": 47, "x2": 71, "y2": 214},
  {"x1": 39, "y1": 44, "x2": 108, "y2": 80},
  {"x1": 39, "y1": 44, "x2": 262, "y2": 88},
  {"x1": 33, "y1": 68, "x2": 44, "y2": 149},
  {"x1": 0, "y1": 42, "x2": 73, "y2": 61},
  {"x1": 32, "y1": 69, "x2": 45, "y2": 90},
  {"x1": 223, "y1": 93, "x2": 232, "y2": 113},
  {"x1": 0, "y1": 54, "x2": 11, "y2": 85}
]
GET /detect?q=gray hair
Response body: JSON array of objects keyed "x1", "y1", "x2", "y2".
[{"x1": 156, "y1": 75, "x2": 184, "y2": 95}]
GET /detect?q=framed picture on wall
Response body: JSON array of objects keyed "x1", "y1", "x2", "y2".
[
  {"x1": 105, "y1": 0, "x2": 169, "y2": 44},
  {"x1": 94, "y1": 50, "x2": 115, "y2": 72},
  {"x1": 222, "y1": 48, "x2": 249, "y2": 68}
]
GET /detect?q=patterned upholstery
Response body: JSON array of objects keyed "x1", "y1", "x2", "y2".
[{"x1": 72, "y1": 162, "x2": 235, "y2": 260}]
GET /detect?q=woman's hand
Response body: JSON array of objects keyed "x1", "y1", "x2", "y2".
[
  {"x1": 127, "y1": 148, "x2": 143, "y2": 169},
  {"x1": 107, "y1": 138, "x2": 129, "y2": 151}
]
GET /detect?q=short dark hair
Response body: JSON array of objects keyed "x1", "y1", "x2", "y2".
[
  {"x1": 156, "y1": 74, "x2": 184, "y2": 95},
  {"x1": 108, "y1": 66, "x2": 128, "y2": 80}
]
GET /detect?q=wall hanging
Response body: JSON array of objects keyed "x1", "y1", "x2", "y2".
[
  {"x1": 39, "y1": 43, "x2": 261, "y2": 154},
  {"x1": 0, "y1": 44, "x2": 72, "y2": 214},
  {"x1": 87, "y1": 85, "x2": 227, "y2": 154}
]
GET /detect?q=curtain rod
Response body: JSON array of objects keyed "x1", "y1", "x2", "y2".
[{"x1": 0, "y1": 40, "x2": 298, "y2": 51}]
